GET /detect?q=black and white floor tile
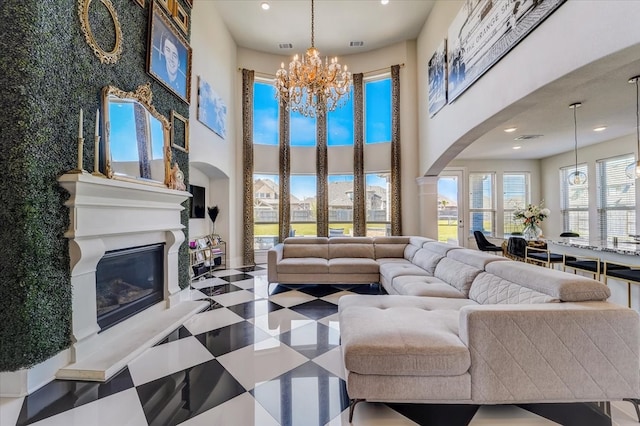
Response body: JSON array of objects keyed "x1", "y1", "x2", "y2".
[{"x1": 1, "y1": 266, "x2": 638, "y2": 426}]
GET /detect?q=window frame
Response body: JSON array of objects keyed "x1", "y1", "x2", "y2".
[
  {"x1": 596, "y1": 154, "x2": 636, "y2": 240},
  {"x1": 468, "y1": 172, "x2": 496, "y2": 236}
]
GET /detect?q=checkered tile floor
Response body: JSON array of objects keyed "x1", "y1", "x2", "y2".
[{"x1": 2, "y1": 266, "x2": 638, "y2": 426}]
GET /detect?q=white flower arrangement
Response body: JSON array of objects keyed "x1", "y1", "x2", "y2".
[{"x1": 513, "y1": 201, "x2": 550, "y2": 227}]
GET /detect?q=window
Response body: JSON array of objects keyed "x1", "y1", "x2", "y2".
[
  {"x1": 328, "y1": 175, "x2": 354, "y2": 236},
  {"x1": 560, "y1": 164, "x2": 589, "y2": 237},
  {"x1": 365, "y1": 173, "x2": 390, "y2": 236},
  {"x1": 252, "y1": 81, "x2": 279, "y2": 146},
  {"x1": 253, "y1": 174, "x2": 279, "y2": 249},
  {"x1": 503, "y1": 173, "x2": 530, "y2": 235},
  {"x1": 597, "y1": 155, "x2": 636, "y2": 240},
  {"x1": 365, "y1": 78, "x2": 391, "y2": 144},
  {"x1": 327, "y1": 88, "x2": 354, "y2": 146},
  {"x1": 290, "y1": 175, "x2": 317, "y2": 236},
  {"x1": 469, "y1": 173, "x2": 495, "y2": 236},
  {"x1": 290, "y1": 109, "x2": 316, "y2": 147}
]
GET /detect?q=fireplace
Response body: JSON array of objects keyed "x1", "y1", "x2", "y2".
[{"x1": 96, "y1": 244, "x2": 165, "y2": 331}]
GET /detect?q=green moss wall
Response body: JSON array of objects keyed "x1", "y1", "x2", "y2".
[{"x1": 0, "y1": 0, "x2": 191, "y2": 371}]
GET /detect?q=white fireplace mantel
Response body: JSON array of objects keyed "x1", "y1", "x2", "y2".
[{"x1": 2, "y1": 173, "x2": 207, "y2": 391}]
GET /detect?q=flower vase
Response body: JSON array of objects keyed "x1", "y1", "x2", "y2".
[{"x1": 523, "y1": 224, "x2": 542, "y2": 240}]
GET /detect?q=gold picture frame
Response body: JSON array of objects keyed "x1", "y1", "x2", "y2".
[
  {"x1": 133, "y1": 0, "x2": 144, "y2": 7},
  {"x1": 173, "y1": 2, "x2": 189, "y2": 34},
  {"x1": 156, "y1": 0, "x2": 174, "y2": 14},
  {"x1": 185, "y1": 0, "x2": 193, "y2": 8},
  {"x1": 77, "y1": 0, "x2": 123, "y2": 64},
  {"x1": 171, "y1": 110, "x2": 189, "y2": 153}
]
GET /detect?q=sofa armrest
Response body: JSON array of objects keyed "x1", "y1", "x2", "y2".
[
  {"x1": 458, "y1": 303, "x2": 640, "y2": 404},
  {"x1": 267, "y1": 243, "x2": 284, "y2": 283}
]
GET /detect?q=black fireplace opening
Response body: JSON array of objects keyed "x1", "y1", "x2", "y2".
[{"x1": 96, "y1": 243, "x2": 165, "y2": 332}]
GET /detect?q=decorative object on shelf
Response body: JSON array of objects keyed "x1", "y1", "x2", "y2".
[
  {"x1": 207, "y1": 205, "x2": 219, "y2": 233},
  {"x1": 170, "y1": 110, "x2": 189, "y2": 152},
  {"x1": 428, "y1": 39, "x2": 447, "y2": 117},
  {"x1": 274, "y1": 0, "x2": 352, "y2": 117},
  {"x1": 78, "y1": 0, "x2": 123, "y2": 64},
  {"x1": 189, "y1": 234, "x2": 226, "y2": 279},
  {"x1": 147, "y1": 1, "x2": 192, "y2": 103},
  {"x1": 68, "y1": 109, "x2": 88, "y2": 174},
  {"x1": 567, "y1": 102, "x2": 587, "y2": 185},
  {"x1": 168, "y1": 163, "x2": 186, "y2": 191},
  {"x1": 626, "y1": 75, "x2": 640, "y2": 180},
  {"x1": 197, "y1": 76, "x2": 227, "y2": 138},
  {"x1": 514, "y1": 201, "x2": 550, "y2": 240}
]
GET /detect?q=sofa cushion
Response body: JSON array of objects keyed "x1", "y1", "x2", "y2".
[
  {"x1": 376, "y1": 258, "x2": 411, "y2": 266},
  {"x1": 469, "y1": 272, "x2": 560, "y2": 304},
  {"x1": 411, "y1": 248, "x2": 444, "y2": 275},
  {"x1": 379, "y1": 262, "x2": 432, "y2": 284},
  {"x1": 484, "y1": 261, "x2": 611, "y2": 302},
  {"x1": 404, "y1": 244, "x2": 420, "y2": 262},
  {"x1": 283, "y1": 237, "x2": 329, "y2": 259},
  {"x1": 392, "y1": 275, "x2": 467, "y2": 298},
  {"x1": 339, "y1": 295, "x2": 473, "y2": 377},
  {"x1": 328, "y1": 258, "x2": 379, "y2": 274},
  {"x1": 434, "y1": 258, "x2": 484, "y2": 297},
  {"x1": 278, "y1": 257, "x2": 329, "y2": 274},
  {"x1": 374, "y1": 236, "x2": 409, "y2": 259},
  {"x1": 447, "y1": 248, "x2": 507, "y2": 269},
  {"x1": 329, "y1": 237, "x2": 374, "y2": 259}
]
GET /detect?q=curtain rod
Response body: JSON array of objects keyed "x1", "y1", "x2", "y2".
[{"x1": 238, "y1": 63, "x2": 405, "y2": 79}]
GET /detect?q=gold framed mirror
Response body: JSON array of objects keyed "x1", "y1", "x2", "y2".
[{"x1": 102, "y1": 83, "x2": 171, "y2": 187}]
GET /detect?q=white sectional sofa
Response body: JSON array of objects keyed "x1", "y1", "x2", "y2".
[{"x1": 268, "y1": 236, "x2": 640, "y2": 424}]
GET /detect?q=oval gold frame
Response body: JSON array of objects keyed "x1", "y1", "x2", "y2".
[{"x1": 78, "y1": 0, "x2": 123, "y2": 64}]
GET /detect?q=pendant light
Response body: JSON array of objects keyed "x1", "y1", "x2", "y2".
[
  {"x1": 625, "y1": 75, "x2": 640, "y2": 180},
  {"x1": 567, "y1": 102, "x2": 587, "y2": 185}
]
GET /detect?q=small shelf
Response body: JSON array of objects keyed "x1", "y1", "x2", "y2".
[{"x1": 189, "y1": 234, "x2": 226, "y2": 280}]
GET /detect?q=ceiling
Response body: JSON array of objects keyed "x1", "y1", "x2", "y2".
[{"x1": 212, "y1": 0, "x2": 640, "y2": 162}]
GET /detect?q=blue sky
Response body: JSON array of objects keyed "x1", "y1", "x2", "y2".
[
  {"x1": 255, "y1": 173, "x2": 389, "y2": 200},
  {"x1": 109, "y1": 102, "x2": 164, "y2": 161}
]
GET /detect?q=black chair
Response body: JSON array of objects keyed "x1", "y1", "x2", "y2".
[
  {"x1": 560, "y1": 232, "x2": 580, "y2": 237},
  {"x1": 506, "y1": 236, "x2": 527, "y2": 261},
  {"x1": 604, "y1": 262, "x2": 637, "y2": 308},
  {"x1": 563, "y1": 255, "x2": 604, "y2": 280},
  {"x1": 526, "y1": 245, "x2": 575, "y2": 268},
  {"x1": 473, "y1": 231, "x2": 503, "y2": 255}
]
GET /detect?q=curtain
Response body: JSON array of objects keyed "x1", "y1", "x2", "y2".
[
  {"x1": 390, "y1": 64, "x2": 402, "y2": 236},
  {"x1": 352, "y1": 73, "x2": 365, "y2": 236},
  {"x1": 241, "y1": 69, "x2": 255, "y2": 265},
  {"x1": 278, "y1": 100, "x2": 291, "y2": 242},
  {"x1": 316, "y1": 104, "x2": 328, "y2": 237}
]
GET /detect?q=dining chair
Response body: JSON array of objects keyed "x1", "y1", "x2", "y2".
[{"x1": 473, "y1": 231, "x2": 503, "y2": 255}]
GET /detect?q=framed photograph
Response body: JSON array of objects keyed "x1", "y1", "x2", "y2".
[
  {"x1": 197, "y1": 238, "x2": 208, "y2": 249},
  {"x1": 171, "y1": 110, "x2": 189, "y2": 153},
  {"x1": 195, "y1": 251, "x2": 204, "y2": 262},
  {"x1": 197, "y1": 76, "x2": 227, "y2": 138},
  {"x1": 428, "y1": 39, "x2": 447, "y2": 117},
  {"x1": 447, "y1": 0, "x2": 566, "y2": 102},
  {"x1": 173, "y1": 2, "x2": 189, "y2": 34},
  {"x1": 185, "y1": 0, "x2": 193, "y2": 8},
  {"x1": 147, "y1": 1, "x2": 192, "y2": 103},
  {"x1": 133, "y1": 0, "x2": 145, "y2": 7}
]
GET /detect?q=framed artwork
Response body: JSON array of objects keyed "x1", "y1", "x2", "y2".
[
  {"x1": 171, "y1": 110, "x2": 189, "y2": 152},
  {"x1": 147, "y1": 0, "x2": 192, "y2": 103},
  {"x1": 428, "y1": 39, "x2": 447, "y2": 117},
  {"x1": 195, "y1": 251, "x2": 204, "y2": 262},
  {"x1": 197, "y1": 76, "x2": 227, "y2": 138},
  {"x1": 173, "y1": 2, "x2": 189, "y2": 34},
  {"x1": 447, "y1": 0, "x2": 566, "y2": 102},
  {"x1": 196, "y1": 237, "x2": 208, "y2": 249},
  {"x1": 185, "y1": 0, "x2": 193, "y2": 8},
  {"x1": 133, "y1": 0, "x2": 145, "y2": 7},
  {"x1": 156, "y1": 0, "x2": 174, "y2": 14}
]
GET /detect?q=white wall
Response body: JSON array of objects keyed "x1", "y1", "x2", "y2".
[
  {"x1": 417, "y1": 1, "x2": 640, "y2": 176},
  {"x1": 237, "y1": 40, "x2": 422, "y2": 235},
  {"x1": 189, "y1": 1, "x2": 240, "y2": 266}
]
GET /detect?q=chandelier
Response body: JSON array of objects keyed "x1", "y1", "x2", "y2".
[
  {"x1": 567, "y1": 102, "x2": 587, "y2": 185},
  {"x1": 274, "y1": 0, "x2": 352, "y2": 118}
]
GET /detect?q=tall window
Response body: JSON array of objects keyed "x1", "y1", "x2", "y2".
[
  {"x1": 253, "y1": 174, "x2": 279, "y2": 249},
  {"x1": 328, "y1": 174, "x2": 354, "y2": 236},
  {"x1": 290, "y1": 109, "x2": 316, "y2": 147},
  {"x1": 503, "y1": 173, "x2": 530, "y2": 235},
  {"x1": 253, "y1": 81, "x2": 278, "y2": 146},
  {"x1": 597, "y1": 155, "x2": 636, "y2": 240},
  {"x1": 327, "y1": 88, "x2": 354, "y2": 146},
  {"x1": 469, "y1": 173, "x2": 495, "y2": 236},
  {"x1": 365, "y1": 78, "x2": 391, "y2": 144},
  {"x1": 365, "y1": 173, "x2": 390, "y2": 236},
  {"x1": 560, "y1": 165, "x2": 589, "y2": 237},
  {"x1": 290, "y1": 175, "x2": 317, "y2": 236}
]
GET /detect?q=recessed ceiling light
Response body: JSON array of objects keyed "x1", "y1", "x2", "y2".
[
  {"x1": 593, "y1": 126, "x2": 607, "y2": 132},
  {"x1": 381, "y1": 0, "x2": 389, "y2": 4},
  {"x1": 261, "y1": 2, "x2": 270, "y2": 10},
  {"x1": 512, "y1": 145, "x2": 522, "y2": 150},
  {"x1": 504, "y1": 127, "x2": 517, "y2": 133}
]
